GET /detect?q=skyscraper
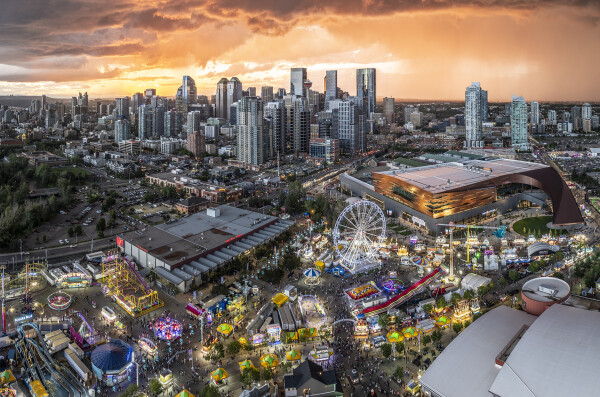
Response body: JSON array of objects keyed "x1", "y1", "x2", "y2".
[
  {"x1": 261, "y1": 86, "x2": 274, "y2": 103},
  {"x1": 164, "y1": 109, "x2": 178, "y2": 137},
  {"x1": 237, "y1": 96, "x2": 266, "y2": 165},
  {"x1": 187, "y1": 111, "x2": 203, "y2": 139},
  {"x1": 247, "y1": 87, "x2": 257, "y2": 97},
  {"x1": 115, "y1": 97, "x2": 130, "y2": 118},
  {"x1": 338, "y1": 97, "x2": 367, "y2": 154},
  {"x1": 511, "y1": 95, "x2": 528, "y2": 150},
  {"x1": 548, "y1": 109, "x2": 557, "y2": 125},
  {"x1": 187, "y1": 130, "x2": 205, "y2": 157},
  {"x1": 176, "y1": 76, "x2": 197, "y2": 114},
  {"x1": 131, "y1": 92, "x2": 144, "y2": 114},
  {"x1": 290, "y1": 68, "x2": 307, "y2": 97},
  {"x1": 582, "y1": 103, "x2": 592, "y2": 120},
  {"x1": 138, "y1": 104, "x2": 164, "y2": 140},
  {"x1": 383, "y1": 97, "x2": 395, "y2": 124},
  {"x1": 530, "y1": 101, "x2": 540, "y2": 125},
  {"x1": 115, "y1": 119, "x2": 131, "y2": 143},
  {"x1": 356, "y1": 68, "x2": 376, "y2": 116},
  {"x1": 284, "y1": 95, "x2": 311, "y2": 154},
  {"x1": 227, "y1": 77, "x2": 243, "y2": 121},
  {"x1": 481, "y1": 89, "x2": 488, "y2": 122},
  {"x1": 216, "y1": 78, "x2": 228, "y2": 119},
  {"x1": 465, "y1": 82, "x2": 484, "y2": 148},
  {"x1": 324, "y1": 70, "x2": 338, "y2": 110},
  {"x1": 264, "y1": 100, "x2": 286, "y2": 158}
]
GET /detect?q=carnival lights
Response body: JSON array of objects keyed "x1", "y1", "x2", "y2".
[{"x1": 152, "y1": 317, "x2": 183, "y2": 341}]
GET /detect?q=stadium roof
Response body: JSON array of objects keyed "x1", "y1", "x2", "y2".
[
  {"x1": 521, "y1": 277, "x2": 570, "y2": 303},
  {"x1": 91, "y1": 340, "x2": 133, "y2": 372},
  {"x1": 419, "y1": 305, "x2": 536, "y2": 397},
  {"x1": 376, "y1": 159, "x2": 549, "y2": 194},
  {"x1": 490, "y1": 304, "x2": 600, "y2": 397}
]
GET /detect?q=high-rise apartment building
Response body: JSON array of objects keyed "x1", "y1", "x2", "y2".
[
  {"x1": 131, "y1": 92, "x2": 144, "y2": 114},
  {"x1": 547, "y1": 110, "x2": 557, "y2": 125},
  {"x1": 383, "y1": 97, "x2": 395, "y2": 124},
  {"x1": 264, "y1": 101, "x2": 286, "y2": 159},
  {"x1": 338, "y1": 97, "x2": 367, "y2": 154},
  {"x1": 481, "y1": 89, "x2": 488, "y2": 122},
  {"x1": 530, "y1": 101, "x2": 540, "y2": 125},
  {"x1": 237, "y1": 96, "x2": 266, "y2": 165},
  {"x1": 325, "y1": 70, "x2": 338, "y2": 110},
  {"x1": 186, "y1": 111, "x2": 203, "y2": 139},
  {"x1": 138, "y1": 105, "x2": 164, "y2": 140},
  {"x1": 284, "y1": 95, "x2": 311, "y2": 154},
  {"x1": 187, "y1": 130, "x2": 205, "y2": 157},
  {"x1": 356, "y1": 68, "x2": 376, "y2": 116},
  {"x1": 261, "y1": 86, "x2": 274, "y2": 103},
  {"x1": 582, "y1": 103, "x2": 592, "y2": 120},
  {"x1": 45, "y1": 109, "x2": 56, "y2": 129},
  {"x1": 227, "y1": 77, "x2": 243, "y2": 121},
  {"x1": 465, "y1": 82, "x2": 484, "y2": 148},
  {"x1": 164, "y1": 109, "x2": 180, "y2": 137},
  {"x1": 511, "y1": 95, "x2": 528, "y2": 150},
  {"x1": 115, "y1": 119, "x2": 131, "y2": 143},
  {"x1": 290, "y1": 68, "x2": 307, "y2": 97},
  {"x1": 115, "y1": 97, "x2": 130, "y2": 118},
  {"x1": 216, "y1": 78, "x2": 228, "y2": 119},
  {"x1": 247, "y1": 87, "x2": 257, "y2": 97}
]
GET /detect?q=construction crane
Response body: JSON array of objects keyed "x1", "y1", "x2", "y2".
[{"x1": 436, "y1": 222, "x2": 506, "y2": 281}]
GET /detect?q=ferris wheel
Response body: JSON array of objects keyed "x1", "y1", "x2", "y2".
[{"x1": 333, "y1": 200, "x2": 386, "y2": 272}]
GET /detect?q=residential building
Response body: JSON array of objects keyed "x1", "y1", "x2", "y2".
[
  {"x1": 465, "y1": 82, "x2": 484, "y2": 148},
  {"x1": 175, "y1": 76, "x2": 197, "y2": 114},
  {"x1": 138, "y1": 104, "x2": 164, "y2": 139},
  {"x1": 160, "y1": 138, "x2": 187, "y2": 155},
  {"x1": 118, "y1": 140, "x2": 141, "y2": 154},
  {"x1": 383, "y1": 97, "x2": 394, "y2": 124},
  {"x1": 511, "y1": 95, "x2": 529, "y2": 150},
  {"x1": 237, "y1": 96, "x2": 266, "y2": 165},
  {"x1": 309, "y1": 138, "x2": 339, "y2": 163},
  {"x1": 186, "y1": 111, "x2": 203, "y2": 139},
  {"x1": 530, "y1": 101, "x2": 540, "y2": 125},
  {"x1": 582, "y1": 102, "x2": 592, "y2": 120},
  {"x1": 356, "y1": 68, "x2": 376, "y2": 116},
  {"x1": 283, "y1": 360, "x2": 342, "y2": 397},
  {"x1": 187, "y1": 131, "x2": 205, "y2": 157},
  {"x1": 261, "y1": 86, "x2": 274, "y2": 103},
  {"x1": 284, "y1": 95, "x2": 311, "y2": 155},
  {"x1": 338, "y1": 97, "x2": 367, "y2": 154},
  {"x1": 115, "y1": 97, "x2": 130, "y2": 117},
  {"x1": 114, "y1": 119, "x2": 131, "y2": 143},
  {"x1": 175, "y1": 196, "x2": 209, "y2": 215},
  {"x1": 548, "y1": 109, "x2": 557, "y2": 125}
]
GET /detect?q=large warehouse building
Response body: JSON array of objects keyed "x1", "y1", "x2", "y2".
[
  {"x1": 117, "y1": 205, "x2": 294, "y2": 291},
  {"x1": 340, "y1": 158, "x2": 583, "y2": 232}
]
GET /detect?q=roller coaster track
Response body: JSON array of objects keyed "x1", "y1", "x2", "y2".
[{"x1": 15, "y1": 322, "x2": 88, "y2": 397}]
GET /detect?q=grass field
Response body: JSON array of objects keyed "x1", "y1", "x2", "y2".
[
  {"x1": 512, "y1": 216, "x2": 563, "y2": 237},
  {"x1": 50, "y1": 167, "x2": 91, "y2": 178}
]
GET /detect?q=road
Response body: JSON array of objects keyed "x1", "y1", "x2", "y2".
[{"x1": 0, "y1": 237, "x2": 116, "y2": 268}]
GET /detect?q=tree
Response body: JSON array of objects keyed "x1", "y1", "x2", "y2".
[
  {"x1": 67, "y1": 227, "x2": 74, "y2": 237},
  {"x1": 435, "y1": 297, "x2": 446, "y2": 310},
  {"x1": 499, "y1": 277, "x2": 508, "y2": 287},
  {"x1": 529, "y1": 262, "x2": 540, "y2": 273},
  {"x1": 378, "y1": 313, "x2": 391, "y2": 330},
  {"x1": 432, "y1": 330, "x2": 442, "y2": 343},
  {"x1": 422, "y1": 335, "x2": 431, "y2": 346},
  {"x1": 149, "y1": 378, "x2": 162, "y2": 396},
  {"x1": 393, "y1": 366, "x2": 404, "y2": 379},
  {"x1": 552, "y1": 271, "x2": 565, "y2": 280},
  {"x1": 395, "y1": 341, "x2": 405, "y2": 354},
  {"x1": 262, "y1": 367, "x2": 275, "y2": 380},
  {"x1": 487, "y1": 282, "x2": 495, "y2": 291},
  {"x1": 450, "y1": 292, "x2": 462, "y2": 305},
  {"x1": 477, "y1": 285, "x2": 488, "y2": 296},
  {"x1": 227, "y1": 340, "x2": 242, "y2": 356},
  {"x1": 381, "y1": 343, "x2": 392, "y2": 358},
  {"x1": 464, "y1": 320, "x2": 471, "y2": 328},
  {"x1": 207, "y1": 342, "x2": 225, "y2": 362},
  {"x1": 200, "y1": 385, "x2": 220, "y2": 397},
  {"x1": 120, "y1": 384, "x2": 139, "y2": 397},
  {"x1": 240, "y1": 367, "x2": 260, "y2": 386},
  {"x1": 508, "y1": 270, "x2": 520, "y2": 282},
  {"x1": 96, "y1": 217, "x2": 106, "y2": 232},
  {"x1": 282, "y1": 252, "x2": 301, "y2": 271},
  {"x1": 74, "y1": 225, "x2": 83, "y2": 236},
  {"x1": 422, "y1": 304, "x2": 433, "y2": 314},
  {"x1": 452, "y1": 322, "x2": 463, "y2": 335},
  {"x1": 463, "y1": 290, "x2": 475, "y2": 301}
]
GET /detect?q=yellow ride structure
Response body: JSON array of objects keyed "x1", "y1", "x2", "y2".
[{"x1": 101, "y1": 256, "x2": 163, "y2": 317}]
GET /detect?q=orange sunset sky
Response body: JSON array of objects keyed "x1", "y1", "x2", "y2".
[{"x1": 1, "y1": 0, "x2": 599, "y2": 101}]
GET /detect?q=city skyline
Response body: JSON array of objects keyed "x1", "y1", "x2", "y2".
[{"x1": 1, "y1": 1, "x2": 599, "y2": 101}]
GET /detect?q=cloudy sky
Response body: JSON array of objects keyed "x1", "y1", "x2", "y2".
[{"x1": 1, "y1": 0, "x2": 599, "y2": 101}]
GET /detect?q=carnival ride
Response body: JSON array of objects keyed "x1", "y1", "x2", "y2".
[
  {"x1": 298, "y1": 295, "x2": 326, "y2": 328},
  {"x1": 3, "y1": 262, "x2": 46, "y2": 301},
  {"x1": 47, "y1": 291, "x2": 72, "y2": 311},
  {"x1": 13, "y1": 322, "x2": 89, "y2": 397},
  {"x1": 152, "y1": 316, "x2": 183, "y2": 341},
  {"x1": 101, "y1": 254, "x2": 163, "y2": 317},
  {"x1": 138, "y1": 336, "x2": 157, "y2": 356},
  {"x1": 333, "y1": 201, "x2": 386, "y2": 273},
  {"x1": 359, "y1": 268, "x2": 444, "y2": 317},
  {"x1": 70, "y1": 311, "x2": 105, "y2": 349}
]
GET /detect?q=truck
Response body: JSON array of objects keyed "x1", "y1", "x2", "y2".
[
  {"x1": 68, "y1": 342, "x2": 85, "y2": 359},
  {"x1": 45, "y1": 332, "x2": 66, "y2": 347},
  {"x1": 43, "y1": 330, "x2": 64, "y2": 343},
  {"x1": 0, "y1": 335, "x2": 13, "y2": 349},
  {"x1": 49, "y1": 336, "x2": 70, "y2": 354},
  {"x1": 64, "y1": 348, "x2": 91, "y2": 382}
]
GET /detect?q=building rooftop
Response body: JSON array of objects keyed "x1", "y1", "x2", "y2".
[
  {"x1": 521, "y1": 277, "x2": 570, "y2": 303},
  {"x1": 376, "y1": 159, "x2": 549, "y2": 194},
  {"x1": 419, "y1": 305, "x2": 536, "y2": 397}
]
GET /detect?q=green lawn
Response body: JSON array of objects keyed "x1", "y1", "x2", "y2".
[
  {"x1": 512, "y1": 216, "x2": 555, "y2": 236},
  {"x1": 50, "y1": 167, "x2": 91, "y2": 178}
]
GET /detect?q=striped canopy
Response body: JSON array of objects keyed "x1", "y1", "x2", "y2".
[
  {"x1": 303, "y1": 268, "x2": 321, "y2": 278},
  {"x1": 402, "y1": 326, "x2": 419, "y2": 338},
  {"x1": 386, "y1": 331, "x2": 404, "y2": 343},
  {"x1": 217, "y1": 323, "x2": 233, "y2": 336},
  {"x1": 239, "y1": 359, "x2": 255, "y2": 371},
  {"x1": 211, "y1": 368, "x2": 229, "y2": 382},
  {"x1": 286, "y1": 349, "x2": 301, "y2": 361},
  {"x1": 260, "y1": 353, "x2": 279, "y2": 368}
]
